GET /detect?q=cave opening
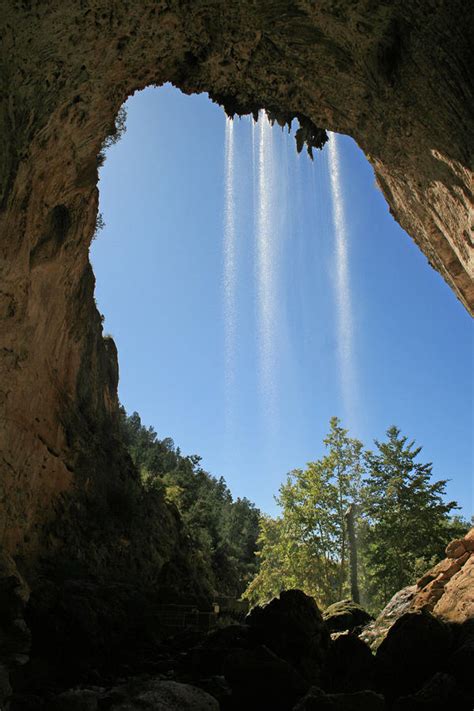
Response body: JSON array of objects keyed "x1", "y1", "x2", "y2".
[
  {"x1": 90, "y1": 84, "x2": 472, "y2": 519},
  {"x1": 2, "y1": 3, "x2": 473, "y2": 707}
]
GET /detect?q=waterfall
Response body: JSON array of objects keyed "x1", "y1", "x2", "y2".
[
  {"x1": 328, "y1": 132, "x2": 356, "y2": 425},
  {"x1": 223, "y1": 117, "x2": 236, "y2": 425},
  {"x1": 223, "y1": 117, "x2": 355, "y2": 439},
  {"x1": 255, "y1": 112, "x2": 278, "y2": 427}
]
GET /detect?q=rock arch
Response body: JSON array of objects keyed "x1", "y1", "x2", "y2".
[{"x1": 0, "y1": 1, "x2": 473, "y2": 571}]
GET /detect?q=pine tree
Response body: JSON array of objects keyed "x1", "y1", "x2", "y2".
[{"x1": 361, "y1": 426, "x2": 460, "y2": 607}]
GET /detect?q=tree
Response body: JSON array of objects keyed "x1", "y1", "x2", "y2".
[
  {"x1": 118, "y1": 408, "x2": 261, "y2": 598},
  {"x1": 243, "y1": 515, "x2": 340, "y2": 607},
  {"x1": 244, "y1": 418, "x2": 364, "y2": 607},
  {"x1": 361, "y1": 426, "x2": 462, "y2": 608},
  {"x1": 321, "y1": 417, "x2": 364, "y2": 597}
]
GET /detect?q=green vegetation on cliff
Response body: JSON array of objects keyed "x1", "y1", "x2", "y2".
[{"x1": 119, "y1": 409, "x2": 261, "y2": 598}]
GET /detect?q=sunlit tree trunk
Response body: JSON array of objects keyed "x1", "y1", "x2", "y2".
[{"x1": 345, "y1": 503, "x2": 360, "y2": 603}]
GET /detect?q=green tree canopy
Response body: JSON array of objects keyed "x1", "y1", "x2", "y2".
[
  {"x1": 244, "y1": 417, "x2": 364, "y2": 607},
  {"x1": 244, "y1": 419, "x2": 468, "y2": 613},
  {"x1": 119, "y1": 408, "x2": 260, "y2": 597},
  {"x1": 361, "y1": 425, "x2": 464, "y2": 607}
]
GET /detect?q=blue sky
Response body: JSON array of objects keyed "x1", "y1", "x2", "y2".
[{"x1": 91, "y1": 84, "x2": 473, "y2": 520}]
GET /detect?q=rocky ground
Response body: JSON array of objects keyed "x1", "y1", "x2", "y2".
[
  {"x1": 1, "y1": 530, "x2": 473, "y2": 711},
  {"x1": 6, "y1": 591, "x2": 474, "y2": 710}
]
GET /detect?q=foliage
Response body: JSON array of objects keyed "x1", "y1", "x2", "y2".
[
  {"x1": 92, "y1": 211, "x2": 105, "y2": 241},
  {"x1": 244, "y1": 419, "x2": 468, "y2": 614},
  {"x1": 103, "y1": 106, "x2": 128, "y2": 150},
  {"x1": 115, "y1": 410, "x2": 468, "y2": 613},
  {"x1": 243, "y1": 514, "x2": 340, "y2": 608},
  {"x1": 118, "y1": 408, "x2": 260, "y2": 598},
  {"x1": 244, "y1": 418, "x2": 364, "y2": 608},
  {"x1": 97, "y1": 106, "x2": 128, "y2": 167},
  {"x1": 360, "y1": 425, "x2": 464, "y2": 608}
]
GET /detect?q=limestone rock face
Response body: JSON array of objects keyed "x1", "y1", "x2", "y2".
[
  {"x1": 362, "y1": 529, "x2": 474, "y2": 651},
  {"x1": 432, "y1": 556, "x2": 473, "y2": 623},
  {"x1": 413, "y1": 528, "x2": 474, "y2": 623},
  {"x1": 0, "y1": 2, "x2": 473, "y2": 598}
]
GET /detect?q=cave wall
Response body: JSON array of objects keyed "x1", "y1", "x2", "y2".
[{"x1": 0, "y1": 1, "x2": 473, "y2": 576}]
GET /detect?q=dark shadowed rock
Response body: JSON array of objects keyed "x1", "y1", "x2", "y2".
[
  {"x1": 0, "y1": 555, "x2": 31, "y2": 667},
  {"x1": 445, "y1": 619, "x2": 474, "y2": 698},
  {"x1": 108, "y1": 679, "x2": 219, "y2": 710},
  {"x1": 376, "y1": 610, "x2": 452, "y2": 701},
  {"x1": 322, "y1": 634, "x2": 376, "y2": 693},
  {"x1": 0, "y1": 663, "x2": 12, "y2": 705},
  {"x1": 223, "y1": 645, "x2": 309, "y2": 710},
  {"x1": 293, "y1": 687, "x2": 386, "y2": 710},
  {"x1": 323, "y1": 600, "x2": 373, "y2": 634},
  {"x1": 449, "y1": 636, "x2": 474, "y2": 684},
  {"x1": 189, "y1": 624, "x2": 251, "y2": 676},
  {"x1": 392, "y1": 672, "x2": 473, "y2": 711},
  {"x1": 247, "y1": 589, "x2": 330, "y2": 682},
  {"x1": 191, "y1": 676, "x2": 232, "y2": 708},
  {"x1": 52, "y1": 688, "x2": 100, "y2": 710},
  {"x1": 0, "y1": 554, "x2": 31, "y2": 705},
  {"x1": 9, "y1": 693, "x2": 44, "y2": 711}
]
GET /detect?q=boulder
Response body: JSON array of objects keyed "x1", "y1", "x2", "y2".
[
  {"x1": 223, "y1": 645, "x2": 309, "y2": 710},
  {"x1": 445, "y1": 620, "x2": 474, "y2": 695},
  {"x1": 323, "y1": 600, "x2": 373, "y2": 634},
  {"x1": 189, "y1": 624, "x2": 250, "y2": 676},
  {"x1": 247, "y1": 589, "x2": 330, "y2": 682},
  {"x1": 322, "y1": 634, "x2": 376, "y2": 693},
  {"x1": 410, "y1": 529, "x2": 474, "y2": 621},
  {"x1": 416, "y1": 553, "x2": 470, "y2": 589},
  {"x1": 445, "y1": 539, "x2": 466, "y2": 559},
  {"x1": 293, "y1": 688, "x2": 386, "y2": 710},
  {"x1": 375, "y1": 611, "x2": 452, "y2": 701},
  {"x1": 464, "y1": 528, "x2": 474, "y2": 551},
  {"x1": 359, "y1": 586, "x2": 416, "y2": 650},
  {"x1": 109, "y1": 679, "x2": 219, "y2": 710},
  {"x1": 190, "y1": 676, "x2": 232, "y2": 708},
  {"x1": 433, "y1": 553, "x2": 474, "y2": 623},
  {"x1": 411, "y1": 578, "x2": 446, "y2": 611},
  {"x1": 52, "y1": 689, "x2": 100, "y2": 710},
  {"x1": 8, "y1": 693, "x2": 44, "y2": 710},
  {"x1": 361, "y1": 532, "x2": 474, "y2": 652},
  {"x1": 0, "y1": 663, "x2": 12, "y2": 705},
  {"x1": 392, "y1": 672, "x2": 473, "y2": 711}
]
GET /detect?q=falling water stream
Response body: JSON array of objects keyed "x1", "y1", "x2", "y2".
[
  {"x1": 327, "y1": 132, "x2": 356, "y2": 426},
  {"x1": 223, "y1": 117, "x2": 236, "y2": 427},
  {"x1": 223, "y1": 115, "x2": 355, "y2": 438},
  {"x1": 256, "y1": 113, "x2": 279, "y2": 426}
]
